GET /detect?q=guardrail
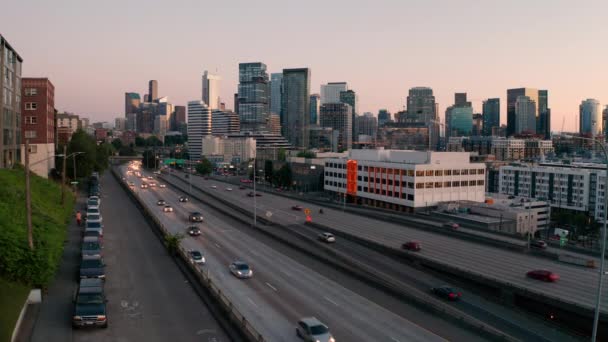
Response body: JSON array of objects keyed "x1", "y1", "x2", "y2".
[{"x1": 111, "y1": 167, "x2": 265, "y2": 342}]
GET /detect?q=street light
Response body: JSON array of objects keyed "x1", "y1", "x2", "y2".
[
  {"x1": 562, "y1": 134, "x2": 607, "y2": 341},
  {"x1": 248, "y1": 159, "x2": 257, "y2": 226}
]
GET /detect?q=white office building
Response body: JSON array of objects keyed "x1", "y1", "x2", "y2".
[
  {"x1": 202, "y1": 135, "x2": 256, "y2": 165},
  {"x1": 324, "y1": 150, "x2": 486, "y2": 211},
  {"x1": 202, "y1": 70, "x2": 221, "y2": 110},
  {"x1": 187, "y1": 101, "x2": 212, "y2": 159},
  {"x1": 320, "y1": 82, "x2": 348, "y2": 104},
  {"x1": 515, "y1": 95, "x2": 537, "y2": 134},
  {"x1": 579, "y1": 99, "x2": 602, "y2": 136}
]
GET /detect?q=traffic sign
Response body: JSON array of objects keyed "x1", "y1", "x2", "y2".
[
  {"x1": 560, "y1": 236, "x2": 568, "y2": 247},
  {"x1": 304, "y1": 208, "x2": 311, "y2": 215}
]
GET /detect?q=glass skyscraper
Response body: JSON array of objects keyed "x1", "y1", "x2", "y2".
[
  {"x1": 270, "y1": 73, "x2": 283, "y2": 118},
  {"x1": 281, "y1": 68, "x2": 310, "y2": 149},
  {"x1": 238, "y1": 62, "x2": 269, "y2": 132},
  {"x1": 310, "y1": 94, "x2": 320, "y2": 125},
  {"x1": 482, "y1": 98, "x2": 500, "y2": 136}
]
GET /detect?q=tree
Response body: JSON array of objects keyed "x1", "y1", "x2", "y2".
[
  {"x1": 278, "y1": 148, "x2": 287, "y2": 161},
  {"x1": 264, "y1": 160, "x2": 274, "y2": 184},
  {"x1": 142, "y1": 149, "x2": 159, "y2": 169},
  {"x1": 111, "y1": 138, "x2": 123, "y2": 151},
  {"x1": 276, "y1": 164, "x2": 293, "y2": 188},
  {"x1": 195, "y1": 157, "x2": 213, "y2": 176},
  {"x1": 146, "y1": 136, "x2": 163, "y2": 147},
  {"x1": 95, "y1": 142, "x2": 114, "y2": 172},
  {"x1": 163, "y1": 232, "x2": 184, "y2": 256},
  {"x1": 135, "y1": 136, "x2": 146, "y2": 147},
  {"x1": 164, "y1": 134, "x2": 185, "y2": 146},
  {"x1": 296, "y1": 150, "x2": 316, "y2": 158},
  {"x1": 65, "y1": 129, "x2": 97, "y2": 179},
  {"x1": 118, "y1": 145, "x2": 137, "y2": 156}
]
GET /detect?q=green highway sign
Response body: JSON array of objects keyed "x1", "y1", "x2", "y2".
[{"x1": 70, "y1": 181, "x2": 79, "y2": 185}]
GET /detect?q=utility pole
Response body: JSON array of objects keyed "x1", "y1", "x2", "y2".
[
  {"x1": 61, "y1": 145, "x2": 67, "y2": 205},
  {"x1": 25, "y1": 139, "x2": 33, "y2": 250}
]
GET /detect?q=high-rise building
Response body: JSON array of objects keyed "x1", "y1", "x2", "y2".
[
  {"x1": 320, "y1": 82, "x2": 348, "y2": 104},
  {"x1": 281, "y1": 68, "x2": 310, "y2": 149},
  {"x1": 537, "y1": 90, "x2": 551, "y2": 139},
  {"x1": 340, "y1": 89, "x2": 358, "y2": 138},
  {"x1": 149, "y1": 80, "x2": 158, "y2": 102},
  {"x1": 482, "y1": 98, "x2": 500, "y2": 136},
  {"x1": 320, "y1": 103, "x2": 352, "y2": 151},
  {"x1": 202, "y1": 70, "x2": 221, "y2": 110},
  {"x1": 187, "y1": 101, "x2": 212, "y2": 159},
  {"x1": 268, "y1": 113, "x2": 281, "y2": 135},
  {"x1": 445, "y1": 92, "x2": 472, "y2": 140},
  {"x1": 378, "y1": 109, "x2": 391, "y2": 126},
  {"x1": 454, "y1": 93, "x2": 470, "y2": 107},
  {"x1": 136, "y1": 102, "x2": 156, "y2": 134},
  {"x1": 406, "y1": 87, "x2": 436, "y2": 125},
  {"x1": 126, "y1": 113, "x2": 137, "y2": 131},
  {"x1": 172, "y1": 105, "x2": 186, "y2": 131},
  {"x1": 270, "y1": 73, "x2": 283, "y2": 117},
  {"x1": 310, "y1": 94, "x2": 320, "y2": 125},
  {"x1": 238, "y1": 62, "x2": 269, "y2": 132},
  {"x1": 21, "y1": 78, "x2": 55, "y2": 178},
  {"x1": 355, "y1": 113, "x2": 378, "y2": 141},
  {"x1": 212, "y1": 110, "x2": 240, "y2": 136},
  {"x1": 507, "y1": 88, "x2": 539, "y2": 136},
  {"x1": 115, "y1": 117, "x2": 126, "y2": 131},
  {"x1": 125, "y1": 92, "x2": 141, "y2": 115},
  {"x1": 514, "y1": 95, "x2": 536, "y2": 134},
  {"x1": 472, "y1": 113, "x2": 483, "y2": 136},
  {"x1": 0, "y1": 35, "x2": 23, "y2": 168},
  {"x1": 579, "y1": 99, "x2": 602, "y2": 136}
]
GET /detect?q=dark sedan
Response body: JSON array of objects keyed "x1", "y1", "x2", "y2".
[{"x1": 431, "y1": 285, "x2": 461, "y2": 301}]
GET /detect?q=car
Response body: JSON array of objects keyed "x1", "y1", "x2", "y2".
[
  {"x1": 86, "y1": 199, "x2": 100, "y2": 208},
  {"x1": 431, "y1": 285, "x2": 461, "y2": 301},
  {"x1": 402, "y1": 241, "x2": 421, "y2": 251},
  {"x1": 83, "y1": 230, "x2": 103, "y2": 244},
  {"x1": 79, "y1": 255, "x2": 106, "y2": 280},
  {"x1": 225, "y1": 187, "x2": 233, "y2": 191},
  {"x1": 318, "y1": 232, "x2": 336, "y2": 243},
  {"x1": 140, "y1": 183, "x2": 148, "y2": 189},
  {"x1": 239, "y1": 185, "x2": 246, "y2": 190},
  {"x1": 189, "y1": 212, "x2": 204, "y2": 222},
  {"x1": 187, "y1": 226, "x2": 201, "y2": 236},
  {"x1": 128, "y1": 182, "x2": 135, "y2": 188},
  {"x1": 443, "y1": 222, "x2": 460, "y2": 230},
  {"x1": 296, "y1": 317, "x2": 334, "y2": 342},
  {"x1": 148, "y1": 182, "x2": 157, "y2": 187},
  {"x1": 88, "y1": 195, "x2": 101, "y2": 204},
  {"x1": 292, "y1": 205, "x2": 304, "y2": 211},
  {"x1": 247, "y1": 192, "x2": 262, "y2": 197},
  {"x1": 189, "y1": 250, "x2": 206, "y2": 264},
  {"x1": 86, "y1": 208, "x2": 100, "y2": 218},
  {"x1": 163, "y1": 205, "x2": 173, "y2": 212},
  {"x1": 210, "y1": 185, "x2": 217, "y2": 189},
  {"x1": 527, "y1": 270, "x2": 560, "y2": 282},
  {"x1": 229, "y1": 261, "x2": 253, "y2": 278},
  {"x1": 179, "y1": 196, "x2": 189, "y2": 202},
  {"x1": 159, "y1": 183, "x2": 166, "y2": 188},
  {"x1": 72, "y1": 283, "x2": 107, "y2": 328},
  {"x1": 157, "y1": 199, "x2": 166, "y2": 206},
  {"x1": 530, "y1": 239, "x2": 548, "y2": 249},
  {"x1": 84, "y1": 221, "x2": 104, "y2": 238},
  {"x1": 82, "y1": 237, "x2": 103, "y2": 257},
  {"x1": 85, "y1": 213, "x2": 103, "y2": 224},
  {"x1": 148, "y1": 176, "x2": 154, "y2": 180}
]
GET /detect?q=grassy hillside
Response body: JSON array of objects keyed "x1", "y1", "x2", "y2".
[{"x1": 0, "y1": 277, "x2": 29, "y2": 342}]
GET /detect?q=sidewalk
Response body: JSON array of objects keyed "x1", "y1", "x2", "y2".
[{"x1": 29, "y1": 195, "x2": 85, "y2": 342}]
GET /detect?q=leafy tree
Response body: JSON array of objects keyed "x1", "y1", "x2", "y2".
[
  {"x1": 135, "y1": 136, "x2": 146, "y2": 147},
  {"x1": 118, "y1": 145, "x2": 137, "y2": 156},
  {"x1": 111, "y1": 138, "x2": 123, "y2": 151},
  {"x1": 163, "y1": 233, "x2": 184, "y2": 256},
  {"x1": 296, "y1": 150, "x2": 316, "y2": 158},
  {"x1": 94, "y1": 142, "x2": 114, "y2": 172},
  {"x1": 278, "y1": 148, "x2": 287, "y2": 161},
  {"x1": 195, "y1": 157, "x2": 213, "y2": 176},
  {"x1": 65, "y1": 129, "x2": 97, "y2": 179},
  {"x1": 146, "y1": 136, "x2": 163, "y2": 147},
  {"x1": 142, "y1": 149, "x2": 159, "y2": 169},
  {"x1": 276, "y1": 164, "x2": 293, "y2": 188},
  {"x1": 264, "y1": 160, "x2": 274, "y2": 183},
  {"x1": 164, "y1": 134, "x2": 185, "y2": 146}
]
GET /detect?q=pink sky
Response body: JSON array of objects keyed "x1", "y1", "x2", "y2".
[{"x1": 2, "y1": 0, "x2": 607, "y2": 131}]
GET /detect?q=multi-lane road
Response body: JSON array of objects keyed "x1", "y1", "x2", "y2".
[{"x1": 122, "y1": 165, "x2": 485, "y2": 342}]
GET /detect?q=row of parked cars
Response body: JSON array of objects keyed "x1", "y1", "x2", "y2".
[{"x1": 73, "y1": 173, "x2": 108, "y2": 329}]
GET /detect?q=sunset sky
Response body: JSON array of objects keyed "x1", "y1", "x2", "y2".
[{"x1": 2, "y1": 0, "x2": 607, "y2": 131}]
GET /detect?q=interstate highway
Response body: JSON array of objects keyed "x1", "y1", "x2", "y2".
[
  {"x1": 122, "y1": 166, "x2": 461, "y2": 342},
  {"x1": 166, "y1": 170, "x2": 608, "y2": 315}
]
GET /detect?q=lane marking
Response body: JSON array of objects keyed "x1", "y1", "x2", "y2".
[
  {"x1": 265, "y1": 282, "x2": 277, "y2": 292},
  {"x1": 391, "y1": 338, "x2": 401, "y2": 342},
  {"x1": 247, "y1": 298, "x2": 257, "y2": 307},
  {"x1": 214, "y1": 243, "x2": 221, "y2": 249},
  {"x1": 324, "y1": 296, "x2": 339, "y2": 306}
]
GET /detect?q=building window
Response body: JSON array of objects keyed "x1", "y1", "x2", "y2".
[
  {"x1": 364, "y1": 166, "x2": 368, "y2": 172},
  {"x1": 388, "y1": 179, "x2": 393, "y2": 186},
  {"x1": 26, "y1": 116, "x2": 37, "y2": 124},
  {"x1": 25, "y1": 102, "x2": 37, "y2": 110},
  {"x1": 444, "y1": 170, "x2": 452, "y2": 176},
  {"x1": 408, "y1": 182, "x2": 414, "y2": 188},
  {"x1": 478, "y1": 169, "x2": 485, "y2": 175},
  {"x1": 24, "y1": 130, "x2": 36, "y2": 139},
  {"x1": 435, "y1": 182, "x2": 442, "y2": 188},
  {"x1": 25, "y1": 88, "x2": 37, "y2": 96},
  {"x1": 357, "y1": 176, "x2": 362, "y2": 181},
  {"x1": 416, "y1": 170, "x2": 424, "y2": 177},
  {"x1": 477, "y1": 180, "x2": 485, "y2": 186},
  {"x1": 381, "y1": 190, "x2": 386, "y2": 195},
  {"x1": 453, "y1": 181, "x2": 460, "y2": 187},
  {"x1": 435, "y1": 170, "x2": 443, "y2": 176},
  {"x1": 407, "y1": 194, "x2": 414, "y2": 201},
  {"x1": 416, "y1": 183, "x2": 424, "y2": 189},
  {"x1": 425, "y1": 170, "x2": 434, "y2": 176},
  {"x1": 444, "y1": 181, "x2": 451, "y2": 188},
  {"x1": 401, "y1": 193, "x2": 407, "y2": 199},
  {"x1": 381, "y1": 178, "x2": 386, "y2": 185},
  {"x1": 461, "y1": 169, "x2": 469, "y2": 175},
  {"x1": 388, "y1": 191, "x2": 393, "y2": 197},
  {"x1": 453, "y1": 169, "x2": 461, "y2": 175},
  {"x1": 425, "y1": 182, "x2": 434, "y2": 188},
  {"x1": 364, "y1": 187, "x2": 368, "y2": 192},
  {"x1": 28, "y1": 145, "x2": 37, "y2": 153},
  {"x1": 407, "y1": 170, "x2": 414, "y2": 177},
  {"x1": 364, "y1": 176, "x2": 368, "y2": 182},
  {"x1": 395, "y1": 180, "x2": 400, "y2": 187},
  {"x1": 358, "y1": 165, "x2": 362, "y2": 171},
  {"x1": 357, "y1": 186, "x2": 362, "y2": 191},
  {"x1": 470, "y1": 169, "x2": 476, "y2": 175}
]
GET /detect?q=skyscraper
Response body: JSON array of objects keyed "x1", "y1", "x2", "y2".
[
  {"x1": 340, "y1": 89, "x2": 358, "y2": 138},
  {"x1": 482, "y1": 98, "x2": 500, "y2": 136},
  {"x1": 320, "y1": 103, "x2": 352, "y2": 151},
  {"x1": 125, "y1": 92, "x2": 141, "y2": 115},
  {"x1": 21, "y1": 78, "x2": 55, "y2": 178},
  {"x1": 238, "y1": 62, "x2": 269, "y2": 132},
  {"x1": 202, "y1": 71, "x2": 221, "y2": 110},
  {"x1": 537, "y1": 90, "x2": 551, "y2": 139},
  {"x1": 172, "y1": 105, "x2": 186, "y2": 131},
  {"x1": 320, "y1": 82, "x2": 348, "y2": 104},
  {"x1": 310, "y1": 94, "x2": 320, "y2": 125},
  {"x1": 406, "y1": 87, "x2": 436, "y2": 124},
  {"x1": 355, "y1": 113, "x2": 378, "y2": 141},
  {"x1": 454, "y1": 93, "x2": 470, "y2": 107},
  {"x1": 579, "y1": 99, "x2": 601, "y2": 136},
  {"x1": 212, "y1": 110, "x2": 240, "y2": 136},
  {"x1": 149, "y1": 80, "x2": 158, "y2": 102},
  {"x1": 514, "y1": 96, "x2": 536, "y2": 134},
  {"x1": 0, "y1": 34, "x2": 23, "y2": 168},
  {"x1": 270, "y1": 73, "x2": 283, "y2": 117},
  {"x1": 378, "y1": 109, "x2": 391, "y2": 126},
  {"x1": 282, "y1": 68, "x2": 311, "y2": 149},
  {"x1": 187, "y1": 101, "x2": 212, "y2": 159},
  {"x1": 445, "y1": 92, "x2": 472, "y2": 139},
  {"x1": 507, "y1": 88, "x2": 539, "y2": 136}
]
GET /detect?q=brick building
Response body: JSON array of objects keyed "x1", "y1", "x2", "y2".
[{"x1": 21, "y1": 78, "x2": 55, "y2": 178}]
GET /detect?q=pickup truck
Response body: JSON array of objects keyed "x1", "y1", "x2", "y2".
[{"x1": 72, "y1": 282, "x2": 108, "y2": 328}]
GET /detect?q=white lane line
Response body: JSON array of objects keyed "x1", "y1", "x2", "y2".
[
  {"x1": 247, "y1": 297, "x2": 257, "y2": 307},
  {"x1": 214, "y1": 243, "x2": 221, "y2": 249},
  {"x1": 391, "y1": 337, "x2": 401, "y2": 342},
  {"x1": 324, "y1": 296, "x2": 339, "y2": 306},
  {"x1": 265, "y1": 282, "x2": 277, "y2": 292}
]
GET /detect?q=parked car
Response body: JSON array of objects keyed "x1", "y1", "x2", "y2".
[
  {"x1": 530, "y1": 239, "x2": 548, "y2": 249},
  {"x1": 85, "y1": 213, "x2": 103, "y2": 224},
  {"x1": 318, "y1": 232, "x2": 336, "y2": 243},
  {"x1": 189, "y1": 212, "x2": 204, "y2": 222},
  {"x1": 159, "y1": 184, "x2": 166, "y2": 188},
  {"x1": 157, "y1": 199, "x2": 166, "y2": 206},
  {"x1": 229, "y1": 261, "x2": 253, "y2": 279},
  {"x1": 81, "y1": 237, "x2": 103, "y2": 257},
  {"x1": 179, "y1": 196, "x2": 189, "y2": 202},
  {"x1": 72, "y1": 282, "x2": 107, "y2": 328},
  {"x1": 443, "y1": 222, "x2": 460, "y2": 230},
  {"x1": 163, "y1": 205, "x2": 173, "y2": 212},
  {"x1": 292, "y1": 205, "x2": 304, "y2": 211},
  {"x1": 79, "y1": 255, "x2": 106, "y2": 279},
  {"x1": 86, "y1": 208, "x2": 100, "y2": 218},
  {"x1": 431, "y1": 285, "x2": 461, "y2": 301},
  {"x1": 189, "y1": 250, "x2": 206, "y2": 264},
  {"x1": 83, "y1": 230, "x2": 103, "y2": 244},
  {"x1": 85, "y1": 221, "x2": 104, "y2": 237},
  {"x1": 402, "y1": 241, "x2": 421, "y2": 251},
  {"x1": 296, "y1": 317, "x2": 334, "y2": 342},
  {"x1": 526, "y1": 270, "x2": 560, "y2": 282},
  {"x1": 187, "y1": 226, "x2": 201, "y2": 236},
  {"x1": 239, "y1": 185, "x2": 246, "y2": 190}
]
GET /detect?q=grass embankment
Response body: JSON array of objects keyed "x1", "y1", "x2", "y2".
[{"x1": 0, "y1": 167, "x2": 74, "y2": 340}]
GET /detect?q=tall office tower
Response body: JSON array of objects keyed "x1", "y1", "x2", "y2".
[
  {"x1": 482, "y1": 98, "x2": 500, "y2": 136},
  {"x1": 149, "y1": 80, "x2": 158, "y2": 102},
  {"x1": 579, "y1": 99, "x2": 602, "y2": 136},
  {"x1": 320, "y1": 103, "x2": 352, "y2": 151},
  {"x1": 187, "y1": 101, "x2": 212, "y2": 159},
  {"x1": 454, "y1": 93, "x2": 471, "y2": 107},
  {"x1": 270, "y1": 73, "x2": 283, "y2": 117},
  {"x1": 514, "y1": 96, "x2": 536, "y2": 134},
  {"x1": 445, "y1": 92, "x2": 473, "y2": 139},
  {"x1": 238, "y1": 62, "x2": 269, "y2": 132},
  {"x1": 406, "y1": 87, "x2": 436, "y2": 125},
  {"x1": 115, "y1": 117, "x2": 126, "y2": 131},
  {"x1": 202, "y1": 70, "x2": 221, "y2": 110},
  {"x1": 0, "y1": 34, "x2": 23, "y2": 168},
  {"x1": 340, "y1": 89, "x2": 358, "y2": 138},
  {"x1": 233, "y1": 93, "x2": 239, "y2": 114},
  {"x1": 281, "y1": 68, "x2": 311, "y2": 149},
  {"x1": 172, "y1": 105, "x2": 186, "y2": 131},
  {"x1": 507, "y1": 88, "x2": 539, "y2": 136},
  {"x1": 537, "y1": 90, "x2": 551, "y2": 139},
  {"x1": 310, "y1": 94, "x2": 321, "y2": 125},
  {"x1": 355, "y1": 113, "x2": 378, "y2": 141},
  {"x1": 125, "y1": 92, "x2": 141, "y2": 115},
  {"x1": 378, "y1": 109, "x2": 391, "y2": 126},
  {"x1": 320, "y1": 82, "x2": 348, "y2": 104},
  {"x1": 472, "y1": 114, "x2": 483, "y2": 136},
  {"x1": 21, "y1": 78, "x2": 55, "y2": 178}
]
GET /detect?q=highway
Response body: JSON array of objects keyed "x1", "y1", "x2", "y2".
[
  {"x1": 166, "y1": 170, "x2": 608, "y2": 317},
  {"x1": 121, "y1": 165, "x2": 479, "y2": 342}
]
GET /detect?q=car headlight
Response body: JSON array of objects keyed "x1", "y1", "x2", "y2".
[
  {"x1": 201, "y1": 257, "x2": 206, "y2": 263},
  {"x1": 237, "y1": 271, "x2": 242, "y2": 275},
  {"x1": 329, "y1": 337, "x2": 335, "y2": 342},
  {"x1": 73, "y1": 316, "x2": 82, "y2": 321}
]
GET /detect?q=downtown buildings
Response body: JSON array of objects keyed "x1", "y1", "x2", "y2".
[
  {"x1": 506, "y1": 88, "x2": 550, "y2": 138},
  {"x1": 579, "y1": 99, "x2": 601, "y2": 136},
  {"x1": 187, "y1": 100, "x2": 212, "y2": 160},
  {"x1": 281, "y1": 68, "x2": 311, "y2": 149},
  {"x1": 202, "y1": 70, "x2": 221, "y2": 110}
]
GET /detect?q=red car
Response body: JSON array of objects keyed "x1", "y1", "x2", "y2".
[
  {"x1": 402, "y1": 241, "x2": 421, "y2": 251},
  {"x1": 292, "y1": 205, "x2": 303, "y2": 211},
  {"x1": 526, "y1": 270, "x2": 560, "y2": 282}
]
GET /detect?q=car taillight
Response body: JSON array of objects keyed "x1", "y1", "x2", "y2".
[
  {"x1": 449, "y1": 293, "x2": 455, "y2": 298},
  {"x1": 97, "y1": 315, "x2": 106, "y2": 321}
]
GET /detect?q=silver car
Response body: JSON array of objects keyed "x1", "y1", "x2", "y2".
[
  {"x1": 229, "y1": 261, "x2": 252, "y2": 279},
  {"x1": 86, "y1": 213, "x2": 103, "y2": 224},
  {"x1": 296, "y1": 317, "x2": 335, "y2": 342}
]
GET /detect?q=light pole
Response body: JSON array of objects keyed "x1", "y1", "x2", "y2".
[
  {"x1": 562, "y1": 134, "x2": 607, "y2": 341},
  {"x1": 249, "y1": 159, "x2": 257, "y2": 226}
]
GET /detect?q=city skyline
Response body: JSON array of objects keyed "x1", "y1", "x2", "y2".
[{"x1": 2, "y1": 0, "x2": 607, "y2": 130}]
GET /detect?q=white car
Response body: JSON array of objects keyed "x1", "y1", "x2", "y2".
[
  {"x1": 225, "y1": 187, "x2": 233, "y2": 191},
  {"x1": 189, "y1": 250, "x2": 206, "y2": 264},
  {"x1": 159, "y1": 184, "x2": 166, "y2": 188},
  {"x1": 318, "y1": 232, "x2": 336, "y2": 243},
  {"x1": 211, "y1": 185, "x2": 217, "y2": 189},
  {"x1": 229, "y1": 261, "x2": 253, "y2": 279}
]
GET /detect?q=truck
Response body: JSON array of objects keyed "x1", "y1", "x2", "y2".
[{"x1": 72, "y1": 280, "x2": 107, "y2": 328}]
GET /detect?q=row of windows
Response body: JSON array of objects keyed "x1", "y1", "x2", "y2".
[
  {"x1": 325, "y1": 179, "x2": 484, "y2": 189},
  {"x1": 326, "y1": 162, "x2": 486, "y2": 177},
  {"x1": 25, "y1": 116, "x2": 37, "y2": 124}
]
